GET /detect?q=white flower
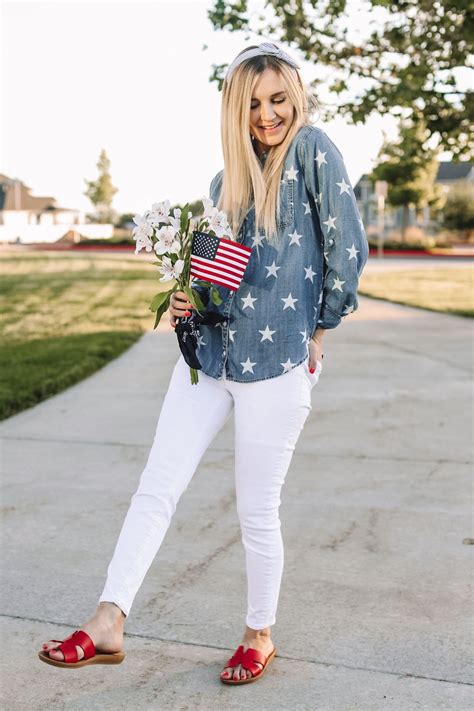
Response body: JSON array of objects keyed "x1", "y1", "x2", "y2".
[
  {"x1": 208, "y1": 210, "x2": 233, "y2": 238},
  {"x1": 154, "y1": 225, "x2": 180, "y2": 255},
  {"x1": 132, "y1": 212, "x2": 153, "y2": 236},
  {"x1": 168, "y1": 208, "x2": 182, "y2": 232},
  {"x1": 148, "y1": 200, "x2": 171, "y2": 226},
  {"x1": 158, "y1": 255, "x2": 185, "y2": 282},
  {"x1": 202, "y1": 197, "x2": 215, "y2": 219}
]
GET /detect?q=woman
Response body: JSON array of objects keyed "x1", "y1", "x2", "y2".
[{"x1": 38, "y1": 41, "x2": 368, "y2": 684}]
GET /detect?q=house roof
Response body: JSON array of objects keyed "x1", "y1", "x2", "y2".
[
  {"x1": 0, "y1": 174, "x2": 58, "y2": 211},
  {"x1": 436, "y1": 162, "x2": 473, "y2": 181}
]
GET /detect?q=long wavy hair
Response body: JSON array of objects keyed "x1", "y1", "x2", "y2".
[{"x1": 217, "y1": 49, "x2": 317, "y2": 246}]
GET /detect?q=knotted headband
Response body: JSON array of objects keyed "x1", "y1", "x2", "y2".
[{"x1": 225, "y1": 41, "x2": 300, "y2": 82}]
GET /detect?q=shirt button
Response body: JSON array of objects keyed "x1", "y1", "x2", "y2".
[{"x1": 328, "y1": 238, "x2": 334, "y2": 246}]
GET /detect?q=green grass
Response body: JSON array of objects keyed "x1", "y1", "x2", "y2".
[
  {"x1": 0, "y1": 251, "x2": 170, "y2": 420},
  {"x1": 359, "y1": 267, "x2": 474, "y2": 317}
]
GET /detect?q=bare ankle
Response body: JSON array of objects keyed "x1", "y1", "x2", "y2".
[{"x1": 97, "y1": 602, "x2": 126, "y2": 622}]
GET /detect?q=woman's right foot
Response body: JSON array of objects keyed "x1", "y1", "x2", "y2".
[{"x1": 41, "y1": 602, "x2": 125, "y2": 662}]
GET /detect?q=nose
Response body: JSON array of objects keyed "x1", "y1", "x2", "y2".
[{"x1": 260, "y1": 102, "x2": 277, "y2": 123}]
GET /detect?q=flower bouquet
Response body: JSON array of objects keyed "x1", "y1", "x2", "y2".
[{"x1": 132, "y1": 198, "x2": 252, "y2": 384}]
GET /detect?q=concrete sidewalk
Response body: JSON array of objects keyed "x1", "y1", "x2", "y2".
[{"x1": 1, "y1": 295, "x2": 472, "y2": 710}]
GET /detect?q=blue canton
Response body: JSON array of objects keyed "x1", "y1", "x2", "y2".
[{"x1": 192, "y1": 124, "x2": 369, "y2": 383}]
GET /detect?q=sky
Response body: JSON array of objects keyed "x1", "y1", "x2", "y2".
[{"x1": 0, "y1": 0, "x2": 453, "y2": 216}]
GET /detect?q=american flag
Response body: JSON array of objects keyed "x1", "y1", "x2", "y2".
[{"x1": 190, "y1": 231, "x2": 253, "y2": 292}]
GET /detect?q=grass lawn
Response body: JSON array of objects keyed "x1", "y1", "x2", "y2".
[
  {"x1": 0, "y1": 251, "x2": 169, "y2": 420},
  {"x1": 359, "y1": 267, "x2": 474, "y2": 318}
]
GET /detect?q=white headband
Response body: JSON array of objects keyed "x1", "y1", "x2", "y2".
[{"x1": 225, "y1": 41, "x2": 300, "y2": 82}]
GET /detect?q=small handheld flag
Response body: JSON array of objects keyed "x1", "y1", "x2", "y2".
[{"x1": 190, "y1": 231, "x2": 252, "y2": 291}]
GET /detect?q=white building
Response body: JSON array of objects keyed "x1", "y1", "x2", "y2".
[{"x1": 0, "y1": 174, "x2": 113, "y2": 243}]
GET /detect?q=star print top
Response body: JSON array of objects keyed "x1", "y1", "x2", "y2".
[{"x1": 191, "y1": 123, "x2": 369, "y2": 383}]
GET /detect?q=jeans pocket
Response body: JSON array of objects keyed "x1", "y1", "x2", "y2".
[{"x1": 303, "y1": 358, "x2": 323, "y2": 387}]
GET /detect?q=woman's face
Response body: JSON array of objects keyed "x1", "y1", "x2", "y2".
[{"x1": 249, "y1": 67, "x2": 295, "y2": 153}]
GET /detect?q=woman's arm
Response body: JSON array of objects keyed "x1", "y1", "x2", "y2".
[{"x1": 299, "y1": 127, "x2": 369, "y2": 332}]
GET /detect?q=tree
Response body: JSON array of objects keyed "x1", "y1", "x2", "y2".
[
  {"x1": 208, "y1": 0, "x2": 473, "y2": 156},
  {"x1": 84, "y1": 149, "x2": 119, "y2": 224},
  {"x1": 371, "y1": 112, "x2": 445, "y2": 240},
  {"x1": 442, "y1": 183, "x2": 474, "y2": 240}
]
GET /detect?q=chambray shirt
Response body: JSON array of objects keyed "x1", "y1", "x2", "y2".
[{"x1": 191, "y1": 123, "x2": 369, "y2": 383}]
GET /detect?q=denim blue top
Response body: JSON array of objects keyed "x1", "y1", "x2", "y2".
[{"x1": 192, "y1": 123, "x2": 369, "y2": 383}]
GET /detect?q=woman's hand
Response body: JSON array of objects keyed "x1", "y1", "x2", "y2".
[
  {"x1": 308, "y1": 333, "x2": 324, "y2": 373},
  {"x1": 169, "y1": 290, "x2": 193, "y2": 329}
]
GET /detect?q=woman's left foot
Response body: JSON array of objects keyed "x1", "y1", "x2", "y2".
[{"x1": 221, "y1": 630, "x2": 275, "y2": 681}]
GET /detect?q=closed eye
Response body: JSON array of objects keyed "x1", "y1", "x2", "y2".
[{"x1": 251, "y1": 97, "x2": 287, "y2": 110}]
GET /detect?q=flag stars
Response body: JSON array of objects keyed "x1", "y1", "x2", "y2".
[
  {"x1": 241, "y1": 357, "x2": 257, "y2": 374},
  {"x1": 251, "y1": 233, "x2": 265, "y2": 248},
  {"x1": 343, "y1": 304, "x2": 355, "y2": 315},
  {"x1": 241, "y1": 292, "x2": 258, "y2": 310},
  {"x1": 285, "y1": 165, "x2": 299, "y2": 181},
  {"x1": 302, "y1": 201, "x2": 312, "y2": 215},
  {"x1": 336, "y1": 178, "x2": 351, "y2": 195},
  {"x1": 196, "y1": 335, "x2": 207, "y2": 347},
  {"x1": 304, "y1": 265, "x2": 317, "y2": 282},
  {"x1": 281, "y1": 292, "x2": 298, "y2": 310},
  {"x1": 265, "y1": 261, "x2": 280, "y2": 278},
  {"x1": 259, "y1": 325, "x2": 276, "y2": 342},
  {"x1": 228, "y1": 328, "x2": 237, "y2": 342}
]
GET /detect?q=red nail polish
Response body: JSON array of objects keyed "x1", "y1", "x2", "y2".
[
  {"x1": 184, "y1": 310, "x2": 191, "y2": 317},
  {"x1": 309, "y1": 367, "x2": 315, "y2": 374}
]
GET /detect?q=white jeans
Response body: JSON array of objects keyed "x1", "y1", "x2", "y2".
[{"x1": 99, "y1": 352, "x2": 321, "y2": 629}]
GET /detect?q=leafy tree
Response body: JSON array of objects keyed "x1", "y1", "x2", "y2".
[
  {"x1": 371, "y1": 112, "x2": 445, "y2": 240},
  {"x1": 442, "y1": 183, "x2": 474, "y2": 239},
  {"x1": 84, "y1": 149, "x2": 119, "y2": 223},
  {"x1": 208, "y1": 0, "x2": 473, "y2": 156}
]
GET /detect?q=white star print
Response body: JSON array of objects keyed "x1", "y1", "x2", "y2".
[
  {"x1": 317, "y1": 192, "x2": 323, "y2": 204},
  {"x1": 323, "y1": 214, "x2": 337, "y2": 231},
  {"x1": 302, "y1": 201, "x2": 312, "y2": 215},
  {"x1": 336, "y1": 178, "x2": 351, "y2": 195},
  {"x1": 241, "y1": 292, "x2": 257, "y2": 310},
  {"x1": 288, "y1": 229, "x2": 303, "y2": 246},
  {"x1": 228, "y1": 328, "x2": 236, "y2": 342},
  {"x1": 259, "y1": 325, "x2": 276, "y2": 342},
  {"x1": 281, "y1": 358, "x2": 296, "y2": 373},
  {"x1": 323, "y1": 251, "x2": 329, "y2": 261},
  {"x1": 265, "y1": 261, "x2": 280, "y2": 278},
  {"x1": 241, "y1": 357, "x2": 257, "y2": 374},
  {"x1": 343, "y1": 304, "x2": 355, "y2": 315},
  {"x1": 281, "y1": 293, "x2": 298, "y2": 310},
  {"x1": 318, "y1": 291, "x2": 323, "y2": 304},
  {"x1": 196, "y1": 335, "x2": 207, "y2": 347},
  {"x1": 331, "y1": 276, "x2": 346, "y2": 292},
  {"x1": 315, "y1": 149, "x2": 327, "y2": 168},
  {"x1": 299, "y1": 329, "x2": 308, "y2": 343},
  {"x1": 285, "y1": 165, "x2": 299, "y2": 180},
  {"x1": 252, "y1": 233, "x2": 265, "y2": 248},
  {"x1": 346, "y1": 243, "x2": 360, "y2": 260},
  {"x1": 304, "y1": 265, "x2": 316, "y2": 282}
]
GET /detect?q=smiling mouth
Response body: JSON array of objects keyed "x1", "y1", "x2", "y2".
[{"x1": 260, "y1": 121, "x2": 283, "y2": 131}]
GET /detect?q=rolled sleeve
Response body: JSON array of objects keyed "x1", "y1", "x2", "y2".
[{"x1": 299, "y1": 127, "x2": 369, "y2": 329}]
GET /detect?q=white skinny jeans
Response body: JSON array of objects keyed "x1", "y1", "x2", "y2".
[{"x1": 99, "y1": 352, "x2": 321, "y2": 629}]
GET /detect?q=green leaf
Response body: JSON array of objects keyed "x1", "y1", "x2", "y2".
[
  {"x1": 180, "y1": 204, "x2": 189, "y2": 233},
  {"x1": 190, "y1": 288, "x2": 205, "y2": 312},
  {"x1": 210, "y1": 286, "x2": 222, "y2": 305},
  {"x1": 153, "y1": 293, "x2": 171, "y2": 330},
  {"x1": 150, "y1": 289, "x2": 172, "y2": 313}
]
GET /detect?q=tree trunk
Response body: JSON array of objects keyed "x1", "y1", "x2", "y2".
[{"x1": 401, "y1": 205, "x2": 409, "y2": 243}]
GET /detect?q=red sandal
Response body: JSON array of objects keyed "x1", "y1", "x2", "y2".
[
  {"x1": 38, "y1": 629, "x2": 125, "y2": 668},
  {"x1": 220, "y1": 644, "x2": 277, "y2": 685}
]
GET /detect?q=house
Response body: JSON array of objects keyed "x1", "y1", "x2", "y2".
[
  {"x1": 354, "y1": 161, "x2": 473, "y2": 236},
  {"x1": 0, "y1": 174, "x2": 113, "y2": 243}
]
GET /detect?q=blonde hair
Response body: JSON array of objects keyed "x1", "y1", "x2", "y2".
[{"x1": 217, "y1": 49, "x2": 317, "y2": 246}]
